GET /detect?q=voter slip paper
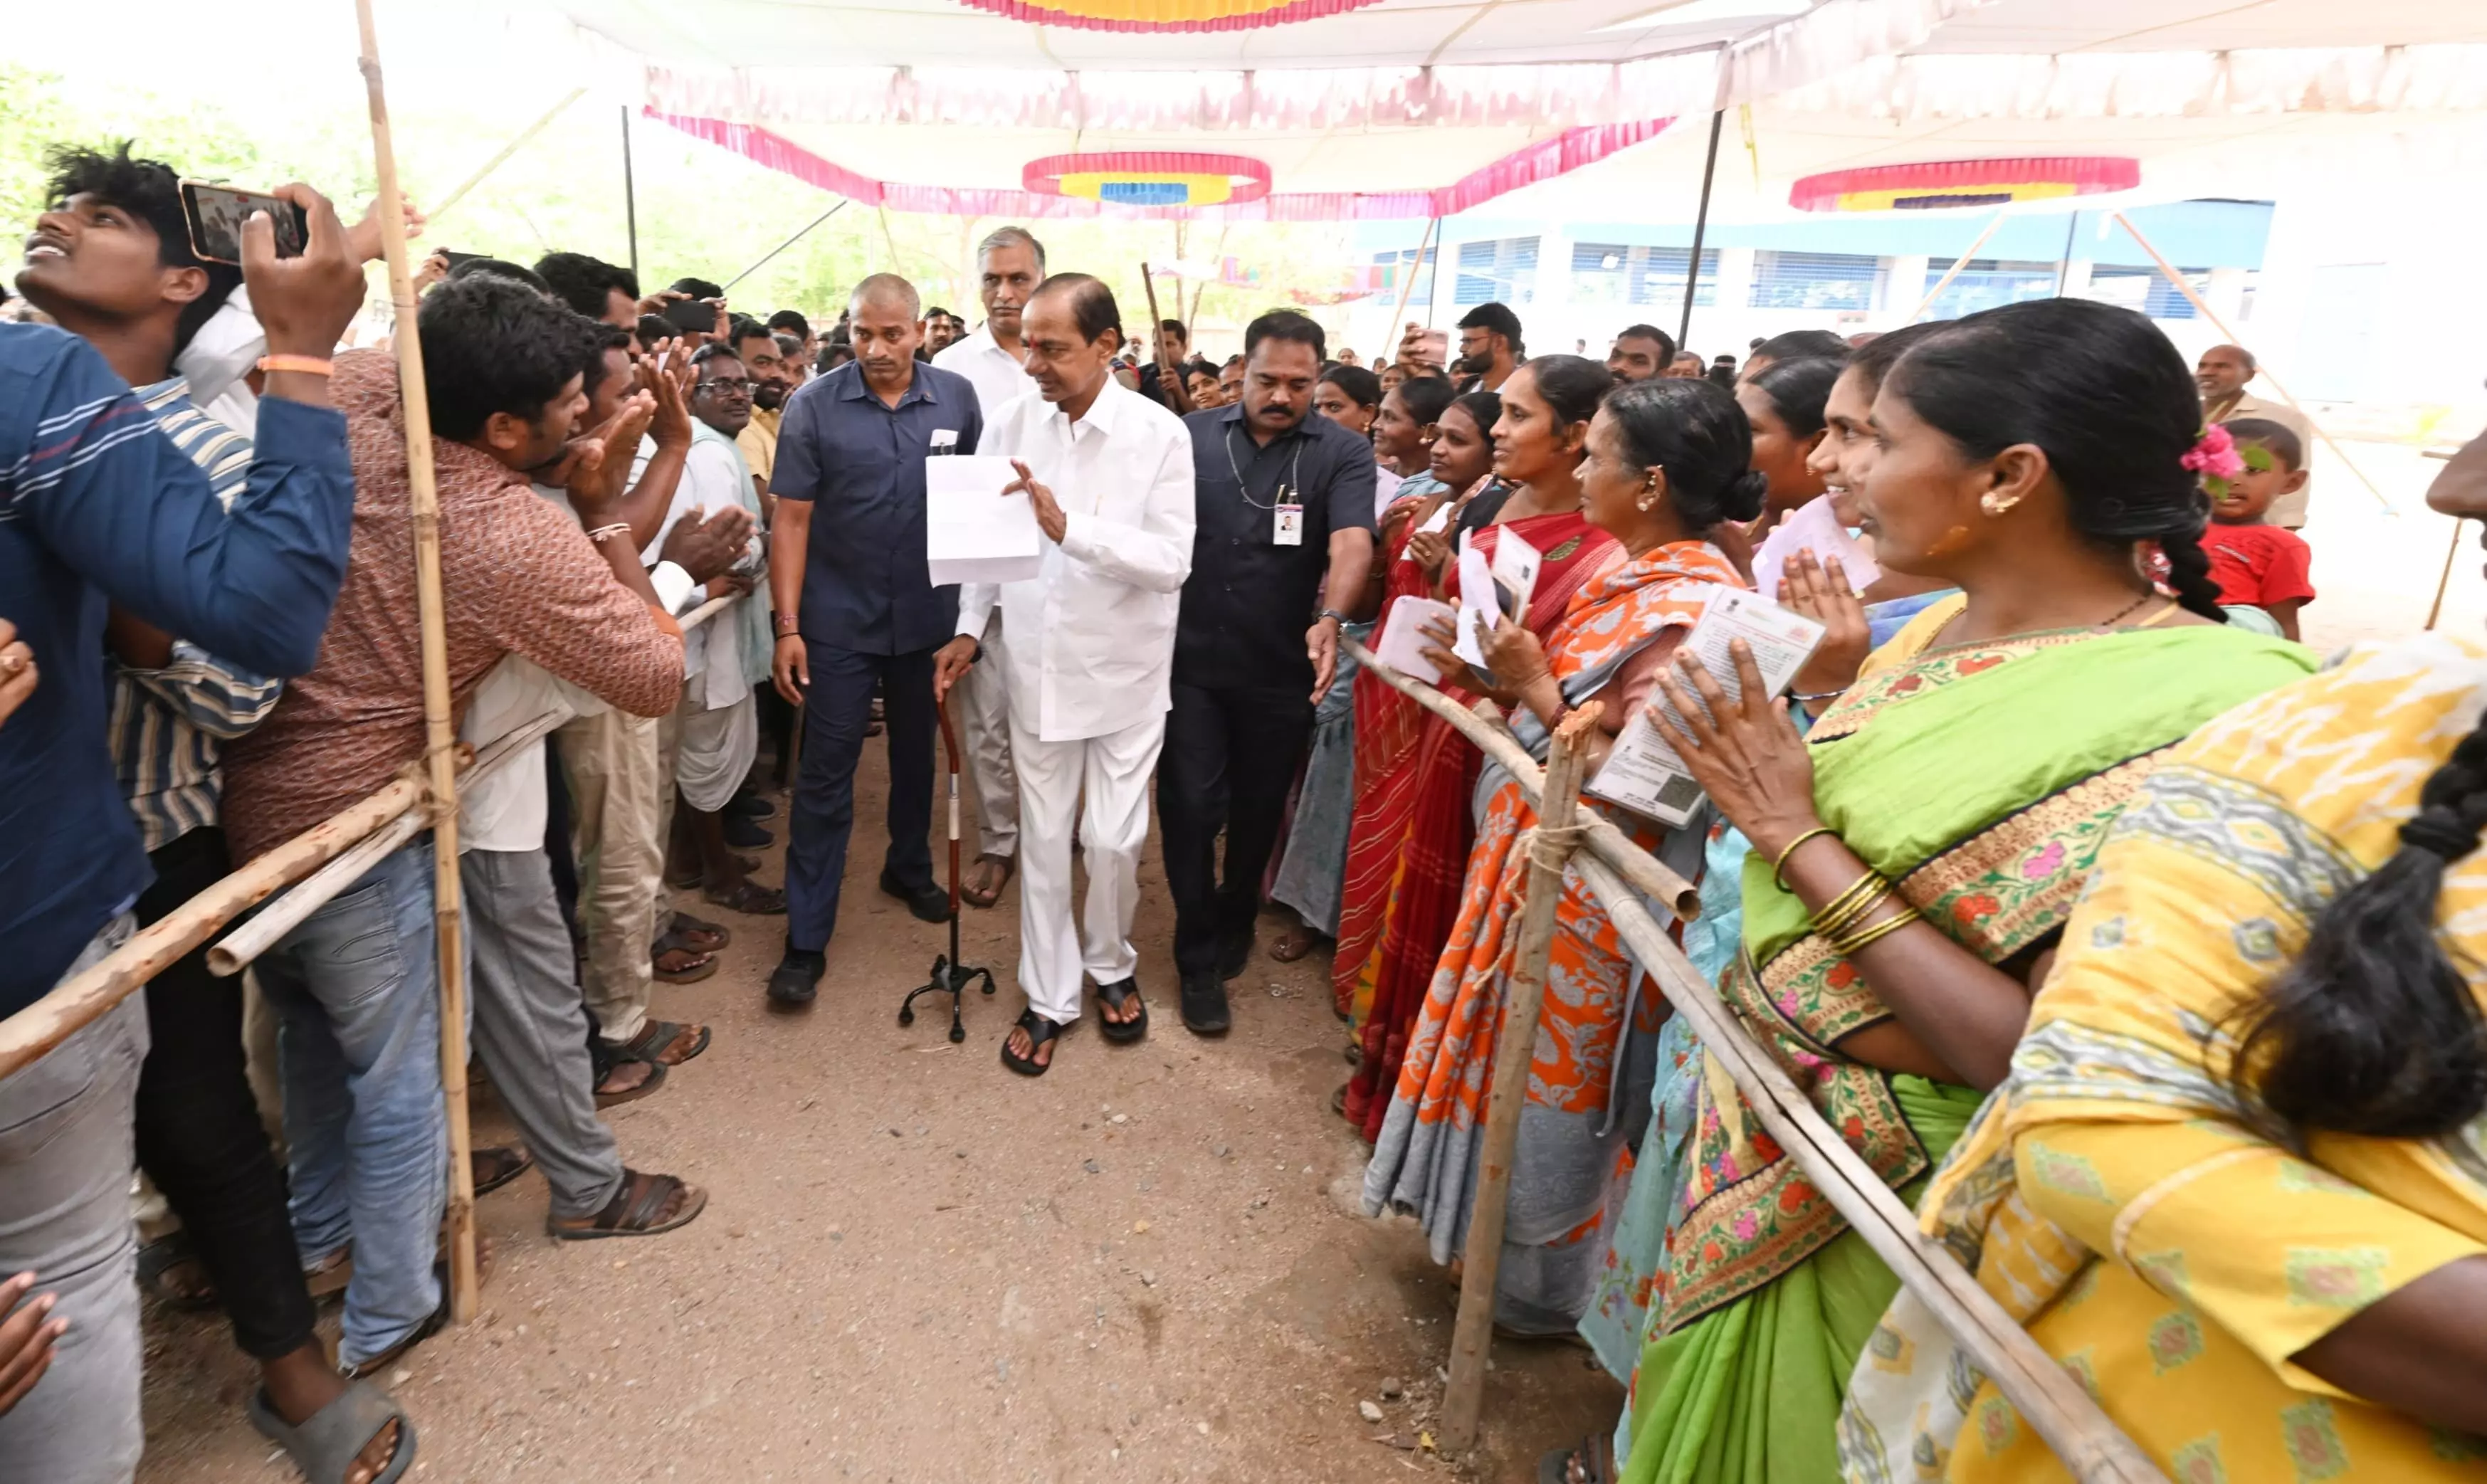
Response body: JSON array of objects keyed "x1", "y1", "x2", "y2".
[{"x1": 1585, "y1": 586, "x2": 1826, "y2": 828}]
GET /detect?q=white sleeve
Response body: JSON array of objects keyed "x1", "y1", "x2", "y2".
[
  {"x1": 1056, "y1": 424, "x2": 1195, "y2": 594},
  {"x1": 648, "y1": 561, "x2": 701, "y2": 616}
]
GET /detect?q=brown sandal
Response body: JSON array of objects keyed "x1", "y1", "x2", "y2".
[
  {"x1": 611, "y1": 1019, "x2": 710, "y2": 1067},
  {"x1": 703, "y1": 879, "x2": 787, "y2": 915},
  {"x1": 651, "y1": 932, "x2": 717, "y2": 984},
  {"x1": 547, "y1": 1169, "x2": 708, "y2": 1241},
  {"x1": 593, "y1": 1057, "x2": 669, "y2": 1107}
]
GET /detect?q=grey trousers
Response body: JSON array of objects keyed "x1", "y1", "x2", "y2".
[
  {"x1": 462, "y1": 850, "x2": 626, "y2": 1221},
  {"x1": 0, "y1": 918, "x2": 147, "y2": 1484}
]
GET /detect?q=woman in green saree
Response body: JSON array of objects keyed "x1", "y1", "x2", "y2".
[{"x1": 1578, "y1": 298, "x2": 2320, "y2": 1484}]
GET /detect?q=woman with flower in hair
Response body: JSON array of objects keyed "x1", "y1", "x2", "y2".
[{"x1": 1570, "y1": 298, "x2": 2318, "y2": 1484}]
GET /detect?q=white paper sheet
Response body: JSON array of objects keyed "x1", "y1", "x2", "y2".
[
  {"x1": 1489, "y1": 525, "x2": 1542, "y2": 617},
  {"x1": 1750, "y1": 493, "x2": 1880, "y2": 603},
  {"x1": 1397, "y1": 500, "x2": 1453, "y2": 563},
  {"x1": 1375, "y1": 596, "x2": 1456, "y2": 685},
  {"x1": 1452, "y1": 542, "x2": 1500, "y2": 670},
  {"x1": 925, "y1": 455, "x2": 1041, "y2": 587}
]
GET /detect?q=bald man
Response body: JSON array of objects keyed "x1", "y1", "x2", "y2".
[
  {"x1": 2198, "y1": 343, "x2": 2313, "y2": 529},
  {"x1": 765, "y1": 273, "x2": 982, "y2": 1005}
]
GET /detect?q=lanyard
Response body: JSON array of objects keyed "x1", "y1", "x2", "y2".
[{"x1": 1220, "y1": 422, "x2": 1303, "y2": 512}]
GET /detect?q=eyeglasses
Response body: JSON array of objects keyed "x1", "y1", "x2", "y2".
[{"x1": 697, "y1": 378, "x2": 758, "y2": 396}]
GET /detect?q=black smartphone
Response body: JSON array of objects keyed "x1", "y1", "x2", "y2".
[
  {"x1": 177, "y1": 181, "x2": 306, "y2": 265},
  {"x1": 439, "y1": 249, "x2": 487, "y2": 273},
  {"x1": 663, "y1": 298, "x2": 718, "y2": 335}
]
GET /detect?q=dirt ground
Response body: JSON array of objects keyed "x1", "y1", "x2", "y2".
[{"x1": 135, "y1": 728, "x2": 1616, "y2": 1483}]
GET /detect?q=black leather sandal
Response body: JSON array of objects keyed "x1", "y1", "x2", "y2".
[
  {"x1": 1097, "y1": 977, "x2": 1148, "y2": 1045},
  {"x1": 1000, "y1": 1009, "x2": 1069, "y2": 1076}
]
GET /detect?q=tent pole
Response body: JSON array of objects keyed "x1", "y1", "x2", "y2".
[
  {"x1": 2054, "y1": 209, "x2": 2080, "y2": 297},
  {"x1": 1678, "y1": 109, "x2": 1724, "y2": 349},
  {"x1": 1378, "y1": 217, "x2": 1439, "y2": 368},
  {"x1": 1908, "y1": 209, "x2": 2008, "y2": 322},
  {"x1": 353, "y1": 0, "x2": 480, "y2": 1324},
  {"x1": 621, "y1": 105, "x2": 639, "y2": 284},
  {"x1": 2428, "y1": 517, "x2": 2465, "y2": 630},
  {"x1": 724, "y1": 201, "x2": 848, "y2": 293},
  {"x1": 2112, "y1": 211, "x2": 2392, "y2": 513},
  {"x1": 428, "y1": 87, "x2": 586, "y2": 221}
]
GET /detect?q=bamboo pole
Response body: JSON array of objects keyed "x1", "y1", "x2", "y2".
[
  {"x1": 2428, "y1": 517, "x2": 2466, "y2": 631},
  {"x1": 1439, "y1": 705, "x2": 1602, "y2": 1451},
  {"x1": 1344, "y1": 638, "x2": 1698, "y2": 917},
  {"x1": 1376, "y1": 217, "x2": 1439, "y2": 369},
  {"x1": 1908, "y1": 208, "x2": 2009, "y2": 323},
  {"x1": 427, "y1": 87, "x2": 586, "y2": 221},
  {"x1": 354, "y1": 0, "x2": 479, "y2": 1325},
  {"x1": 0, "y1": 774, "x2": 428, "y2": 1080},
  {"x1": 1139, "y1": 263, "x2": 1194, "y2": 416},
  {"x1": 2110, "y1": 211, "x2": 2392, "y2": 514}
]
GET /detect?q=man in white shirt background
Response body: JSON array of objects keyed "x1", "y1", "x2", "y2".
[
  {"x1": 931, "y1": 225, "x2": 1048, "y2": 915},
  {"x1": 935, "y1": 273, "x2": 1195, "y2": 1076}
]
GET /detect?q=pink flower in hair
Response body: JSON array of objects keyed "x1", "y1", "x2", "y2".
[{"x1": 2182, "y1": 423, "x2": 2247, "y2": 491}]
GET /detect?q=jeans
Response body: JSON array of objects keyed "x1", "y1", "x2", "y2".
[
  {"x1": 784, "y1": 642, "x2": 937, "y2": 954},
  {"x1": 133, "y1": 826, "x2": 317, "y2": 1362},
  {"x1": 0, "y1": 920, "x2": 147, "y2": 1484},
  {"x1": 463, "y1": 848, "x2": 626, "y2": 1220},
  {"x1": 256, "y1": 838, "x2": 448, "y2": 1369},
  {"x1": 1156, "y1": 681, "x2": 1315, "y2": 975}
]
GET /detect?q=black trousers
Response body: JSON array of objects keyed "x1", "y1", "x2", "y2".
[
  {"x1": 784, "y1": 642, "x2": 937, "y2": 954},
  {"x1": 1156, "y1": 681, "x2": 1315, "y2": 976},
  {"x1": 132, "y1": 826, "x2": 317, "y2": 1362}
]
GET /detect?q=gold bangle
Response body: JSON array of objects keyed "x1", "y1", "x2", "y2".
[
  {"x1": 1812, "y1": 872, "x2": 1891, "y2": 942},
  {"x1": 1772, "y1": 826, "x2": 1836, "y2": 890},
  {"x1": 1832, "y1": 904, "x2": 1922, "y2": 957}
]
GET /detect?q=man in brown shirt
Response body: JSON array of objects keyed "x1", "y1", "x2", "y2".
[{"x1": 219, "y1": 275, "x2": 710, "y2": 1374}]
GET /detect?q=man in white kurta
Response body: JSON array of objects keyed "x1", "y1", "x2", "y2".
[{"x1": 937, "y1": 273, "x2": 1194, "y2": 1073}]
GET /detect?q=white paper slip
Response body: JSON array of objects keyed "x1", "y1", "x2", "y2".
[
  {"x1": 1397, "y1": 501, "x2": 1453, "y2": 563},
  {"x1": 1586, "y1": 586, "x2": 1826, "y2": 828},
  {"x1": 1452, "y1": 544, "x2": 1500, "y2": 670},
  {"x1": 925, "y1": 455, "x2": 1041, "y2": 586},
  {"x1": 1751, "y1": 493, "x2": 1879, "y2": 603},
  {"x1": 1375, "y1": 597, "x2": 1457, "y2": 685},
  {"x1": 1489, "y1": 525, "x2": 1542, "y2": 620}
]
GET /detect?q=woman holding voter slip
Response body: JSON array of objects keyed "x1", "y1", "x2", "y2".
[
  {"x1": 1594, "y1": 298, "x2": 2319, "y2": 1484},
  {"x1": 1360, "y1": 375, "x2": 1753, "y2": 1337},
  {"x1": 1336, "y1": 362, "x2": 1622, "y2": 1141}
]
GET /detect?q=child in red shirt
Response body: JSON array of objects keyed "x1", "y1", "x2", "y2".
[{"x1": 2206, "y1": 417, "x2": 2315, "y2": 640}]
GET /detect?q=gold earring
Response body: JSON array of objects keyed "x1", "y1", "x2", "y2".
[
  {"x1": 1979, "y1": 491, "x2": 2020, "y2": 517},
  {"x1": 1636, "y1": 475, "x2": 1659, "y2": 512}
]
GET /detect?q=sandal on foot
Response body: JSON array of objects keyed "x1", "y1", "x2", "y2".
[
  {"x1": 593, "y1": 1057, "x2": 669, "y2": 1108},
  {"x1": 248, "y1": 1379, "x2": 416, "y2": 1484},
  {"x1": 1097, "y1": 977, "x2": 1148, "y2": 1045},
  {"x1": 1001, "y1": 1009, "x2": 1070, "y2": 1077},
  {"x1": 704, "y1": 880, "x2": 787, "y2": 916},
  {"x1": 471, "y1": 1144, "x2": 532, "y2": 1196},
  {"x1": 303, "y1": 1246, "x2": 354, "y2": 1301},
  {"x1": 139, "y1": 1232, "x2": 220, "y2": 1312},
  {"x1": 547, "y1": 1169, "x2": 708, "y2": 1241},
  {"x1": 669, "y1": 912, "x2": 731, "y2": 952},
  {"x1": 1538, "y1": 1435, "x2": 1614, "y2": 1484},
  {"x1": 651, "y1": 932, "x2": 718, "y2": 985},
  {"x1": 959, "y1": 853, "x2": 1016, "y2": 910},
  {"x1": 612, "y1": 1019, "x2": 710, "y2": 1067}
]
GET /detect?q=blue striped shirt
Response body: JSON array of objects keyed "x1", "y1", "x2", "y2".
[{"x1": 108, "y1": 377, "x2": 285, "y2": 851}]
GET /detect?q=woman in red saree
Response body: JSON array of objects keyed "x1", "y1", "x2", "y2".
[{"x1": 1335, "y1": 358, "x2": 1626, "y2": 1140}]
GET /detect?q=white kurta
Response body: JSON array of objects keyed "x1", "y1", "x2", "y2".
[{"x1": 958, "y1": 377, "x2": 1196, "y2": 1022}]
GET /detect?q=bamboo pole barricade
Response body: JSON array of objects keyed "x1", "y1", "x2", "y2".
[
  {"x1": 1345, "y1": 639, "x2": 2169, "y2": 1483},
  {"x1": 1439, "y1": 703, "x2": 1603, "y2": 1451},
  {"x1": 1908, "y1": 207, "x2": 2009, "y2": 323},
  {"x1": 1139, "y1": 262, "x2": 1194, "y2": 416}
]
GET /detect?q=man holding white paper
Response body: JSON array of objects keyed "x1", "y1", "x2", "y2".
[{"x1": 934, "y1": 274, "x2": 1194, "y2": 1075}]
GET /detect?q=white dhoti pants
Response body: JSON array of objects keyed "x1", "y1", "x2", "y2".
[
  {"x1": 675, "y1": 690, "x2": 757, "y2": 814},
  {"x1": 1011, "y1": 710, "x2": 1165, "y2": 1026},
  {"x1": 957, "y1": 613, "x2": 1019, "y2": 860}
]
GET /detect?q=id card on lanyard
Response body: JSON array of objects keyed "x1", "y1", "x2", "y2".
[{"x1": 1274, "y1": 495, "x2": 1304, "y2": 547}]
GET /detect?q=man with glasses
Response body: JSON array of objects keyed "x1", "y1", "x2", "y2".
[{"x1": 659, "y1": 344, "x2": 779, "y2": 918}]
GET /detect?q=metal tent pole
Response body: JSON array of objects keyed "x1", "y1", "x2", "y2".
[
  {"x1": 1678, "y1": 109, "x2": 1725, "y2": 349},
  {"x1": 621, "y1": 105, "x2": 640, "y2": 283}
]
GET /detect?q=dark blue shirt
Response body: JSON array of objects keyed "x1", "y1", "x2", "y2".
[
  {"x1": 770, "y1": 360, "x2": 982, "y2": 656},
  {"x1": 1174, "y1": 404, "x2": 1377, "y2": 692},
  {"x1": 0, "y1": 323, "x2": 354, "y2": 1017}
]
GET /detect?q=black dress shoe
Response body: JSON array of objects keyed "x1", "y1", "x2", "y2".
[
  {"x1": 722, "y1": 813, "x2": 774, "y2": 850},
  {"x1": 728, "y1": 791, "x2": 777, "y2": 821},
  {"x1": 768, "y1": 949, "x2": 825, "y2": 1007},
  {"x1": 1179, "y1": 970, "x2": 1231, "y2": 1036},
  {"x1": 1217, "y1": 932, "x2": 1253, "y2": 982},
  {"x1": 880, "y1": 870, "x2": 952, "y2": 923}
]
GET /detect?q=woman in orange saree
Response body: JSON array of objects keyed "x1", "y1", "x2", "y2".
[
  {"x1": 1335, "y1": 364, "x2": 1626, "y2": 1140},
  {"x1": 1362, "y1": 377, "x2": 1764, "y2": 1332}
]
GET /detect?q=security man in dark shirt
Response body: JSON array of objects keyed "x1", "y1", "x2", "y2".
[
  {"x1": 1163, "y1": 310, "x2": 1376, "y2": 1034},
  {"x1": 764, "y1": 273, "x2": 983, "y2": 1006}
]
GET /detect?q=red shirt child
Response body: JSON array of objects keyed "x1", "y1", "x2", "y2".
[{"x1": 2205, "y1": 418, "x2": 2315, "y2": 641}]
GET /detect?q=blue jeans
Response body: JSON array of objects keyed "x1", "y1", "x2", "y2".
[{"x1": 256, "y1": 838, "x2": 448, "y2": 1369}]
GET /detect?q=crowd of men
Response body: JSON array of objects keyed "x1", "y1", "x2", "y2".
[{"x1": 0, "y1": 136, "x2": 2324, "y2": 1484}]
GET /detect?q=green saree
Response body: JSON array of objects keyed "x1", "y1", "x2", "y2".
[{"x1": 1616, "y1": 608, "x2": 2318, "y2": 1484}]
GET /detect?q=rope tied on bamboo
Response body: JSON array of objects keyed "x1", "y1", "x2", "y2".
[{"x1": 1524, "y1": 821, "x2": 1589, "y2": 872}]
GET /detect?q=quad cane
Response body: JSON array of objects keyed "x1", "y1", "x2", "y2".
[{"x1": 900, "y1": 697, "x2": 995, "y2": 1041}]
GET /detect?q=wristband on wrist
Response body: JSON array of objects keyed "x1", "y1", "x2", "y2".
[
  {"x1": 1316, "y1": 607, "x2": 1349, "y2": 627},
  {"x1": 256, "y1": 354, "x2": 335, "y2": 377},
  {"x1": 774, "y1": 614, "x2": 801, "y2": 636}
]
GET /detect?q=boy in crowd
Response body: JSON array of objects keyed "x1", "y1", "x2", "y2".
[{"x1": 2206, "y1": 417, "x2": 2316, "y2": 641}]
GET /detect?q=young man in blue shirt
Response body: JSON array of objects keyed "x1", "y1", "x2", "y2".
[{"x1": 0, "y1": 179, "x2": 367, "y2": 1484}]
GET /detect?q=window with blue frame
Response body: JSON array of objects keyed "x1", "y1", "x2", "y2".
[
  {"x1": 1367, "y1": 245, "x2": 1436, "y2": 304},
  {"x1": 1453, "y1": 237, "x2": 1540, "y2": 307},
  {"x1": 1927, "y1": 259, "x2": 2061, "y2": 317},
  {"x1": 2087, "y1": 265, "x2": 2211, "y2": 320},
  {"x1": 1750, "y1": 251, "x2": 1883, "y2": 312},
  {"x1": 1570, "y1": 243, "x2": 1719, "y2": 307}
]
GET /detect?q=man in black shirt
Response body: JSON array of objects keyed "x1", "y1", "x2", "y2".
[{"x1": 1164, "y1": 310, "x2": 1377, "y2": 1034}]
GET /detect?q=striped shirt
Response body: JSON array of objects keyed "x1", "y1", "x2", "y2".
[{"x1": 107, "y1": 377, "x2": 285, "y2": 851}]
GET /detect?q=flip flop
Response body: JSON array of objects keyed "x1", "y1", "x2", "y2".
[
  {"x1": 651, "y1": 931, "x2": 718, "y2": 985},
  {"x1": 1001, "y1": 1009, "x2": 1071, "y2": 1077},
  {"x1": 669, "y1": 912, "x2": 732, "y2": 952},
  {"x1": 1097, "y1": 977, "x2": 1148, "y2": 1045},
  {"x1": 959, "y1": 853, "x2": 1016, "y2": 910},
  {"x1": 613, "y1": 1019, "x2": 711, "y2": 1067},
  {"x1": 593, "y1": 1057, "x2": 670, "y2": 1108},
  {"x1": 471, "y1": 1144, "x2": 533, "y2": 1196},
  {"x1": 248, "y1": 1379, "x2": 416, "y2": 1484},
  {"x1": 704, "y1": 880, "x2": 787, "y2": 916}
]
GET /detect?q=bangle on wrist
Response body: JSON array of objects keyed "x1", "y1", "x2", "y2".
[
  {"x1": 1770, "y1": 826, "x2": 1836, "y2": 890},
  {"x1": 1829, "y1": 902, "x2": 1921, "y2": 957},
  {"x1": 256, "y1": 354, "x2": 334, "y2": 377}
]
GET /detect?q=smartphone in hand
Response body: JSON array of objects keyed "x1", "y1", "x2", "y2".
[{"x1": 178, "y1": 181, "x2": 307, "y2": 265}]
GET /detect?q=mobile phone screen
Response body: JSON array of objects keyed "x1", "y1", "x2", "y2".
[
  {"x1": 663, "y1": 299, "x2": 718, "y2": 334},
  {"x1": 179, "y1": 181, "x2": 306, "y2": 265}
]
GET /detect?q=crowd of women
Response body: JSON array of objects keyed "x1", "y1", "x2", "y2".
[{"x1": 1286, "y1": 294, "x2": 2487, "y2": 1480}]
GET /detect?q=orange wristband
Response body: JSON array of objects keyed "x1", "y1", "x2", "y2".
[{"x1": 256, "y1": 354, "x2": 335, "y2": 377}]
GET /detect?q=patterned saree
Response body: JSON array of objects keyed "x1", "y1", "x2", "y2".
[{"x1": 1619, "y1": 606, "x2": 2316, "y2": 1484}]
